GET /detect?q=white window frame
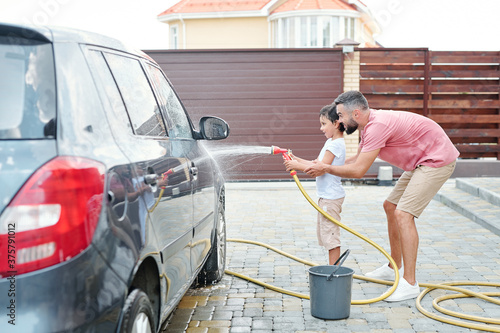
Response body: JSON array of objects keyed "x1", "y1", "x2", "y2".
[
  {"x1": 169, "y1": 25, "x2": 179, "y2": 50},
  {"x1": 271, "y1": 13, "x2": 356, "y2": 48}
]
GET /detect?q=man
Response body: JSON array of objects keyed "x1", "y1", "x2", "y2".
[{"x1": 303, "y1": 91, "x2": 459, "y2": 302}]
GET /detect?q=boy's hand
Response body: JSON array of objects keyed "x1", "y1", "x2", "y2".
[{"x1": 284, "y1": 159, "x2": 300, "y2": 172}]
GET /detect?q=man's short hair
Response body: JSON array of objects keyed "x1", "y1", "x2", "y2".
[{"x1": 334, "y1": 91, "x2": 369, "y2": 111}]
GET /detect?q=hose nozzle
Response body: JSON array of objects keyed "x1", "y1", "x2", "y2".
[
  {"x1": 271, "y1": 145, "x2": 288, "y2": 155},
  {"x1": 271, "y1": 145, "x2": 292, "y2": 161}
]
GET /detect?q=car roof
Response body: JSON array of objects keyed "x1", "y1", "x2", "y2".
[{"x1": 0, "y1": 21, "x2": 149, "y2": 59}]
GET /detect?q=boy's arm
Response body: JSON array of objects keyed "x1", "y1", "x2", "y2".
[
  {"x1": 289, "y1": 154, "x2": 308, "y2": 164},
  {"x1": 285, "y1": 151, "x2": 335, "y2": 174},
  {"x1": 284, "y1": 158, "x2": 312, "y2": 172},
  {"x1": 305, "y1": 149, "x2": 379, "y2": 178}
]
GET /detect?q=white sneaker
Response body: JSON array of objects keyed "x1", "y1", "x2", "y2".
[
  {"x1": 383, "y1": 278, "x2": 420, "y2": 302},
  {"x1": 365, "y1": 263, "x2": 402, "y2": 281}
]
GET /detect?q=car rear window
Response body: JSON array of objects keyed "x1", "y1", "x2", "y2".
[{"x1": 0, "y1": 36, "x2": 56, "y2": 139}]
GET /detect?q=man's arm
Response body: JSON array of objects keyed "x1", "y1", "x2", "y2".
[
  {"x1": 345, "y1": 146, "x2": 361, "y2": 165},
  {"x1": 304, "y1": 149, "x2": 380, "y2": 178}
]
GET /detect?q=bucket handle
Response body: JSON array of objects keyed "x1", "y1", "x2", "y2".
[{"x1": 327, "y1": 249, "x2": 350, "y2": 281}]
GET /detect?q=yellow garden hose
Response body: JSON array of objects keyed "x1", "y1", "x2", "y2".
[{"x1": 225, "y1": 173, "x2": 500, "y2": 332}]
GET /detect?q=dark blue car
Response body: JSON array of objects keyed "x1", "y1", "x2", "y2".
[{"x1": 0, "y1": 22, "x2": 229, "y2": 332}]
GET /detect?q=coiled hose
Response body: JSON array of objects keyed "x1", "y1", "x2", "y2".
[{"x1": 225, "y1": 173, "x2": 500, "y2": 332}]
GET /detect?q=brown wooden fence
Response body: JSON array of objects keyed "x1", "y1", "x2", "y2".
[{"x1": 359, "y1": 49, "x2": 500, "y2": 160}]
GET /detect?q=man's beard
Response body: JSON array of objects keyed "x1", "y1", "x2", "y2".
[{"x1": 344, "y1": 121, "x2": 358, "y2": 135}]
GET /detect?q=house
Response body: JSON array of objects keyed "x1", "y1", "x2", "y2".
[{"x1": 157, "y1": 0, "x2": 381, "y2": 49}]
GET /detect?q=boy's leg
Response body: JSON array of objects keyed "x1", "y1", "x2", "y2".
[
  {"x1": 317, "y1": 197, "x2": 344, "y2": 265},
  {"x1": 329, "y1": 247, "x2": 340, "y2": 265}
]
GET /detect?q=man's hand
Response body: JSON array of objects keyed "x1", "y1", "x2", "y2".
[{"x1": 304, "y1": 160, "x2": 327, "y2": 177}]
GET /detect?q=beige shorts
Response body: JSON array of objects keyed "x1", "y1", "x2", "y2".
[
  {"x1": 386, "y1": 161, "x2": 456, "y2": 218},
  {"x1": 317, "y1": 197, "x2": 344, "y2": 250}
]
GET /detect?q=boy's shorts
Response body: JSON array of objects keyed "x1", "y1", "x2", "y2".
[
  {"x1": 386, "y1": 161, "x2": 456, "y2": 218},
  {"x1": 317, "y1": 197, "x2": 344, "y2": 250}
]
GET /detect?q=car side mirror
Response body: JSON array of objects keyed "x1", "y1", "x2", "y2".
[{"x1": 198, "y1": 116, "x2": 230, "y2": 140}]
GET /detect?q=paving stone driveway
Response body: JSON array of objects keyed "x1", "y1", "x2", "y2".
[{"x1": 163, "y1": 182, "x2": 500, "y2": 333}]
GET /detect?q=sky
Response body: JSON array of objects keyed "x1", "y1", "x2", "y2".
[
  {"x1": 0, "y1": 0, "x2": 499, "y2": 51},
  {"x1": 362, "y1": 0, "x2": 500, "y2": 51}
]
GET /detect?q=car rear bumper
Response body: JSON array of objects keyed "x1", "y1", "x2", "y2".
[{"x1": 0, "y1": 244, "x2": 127, "y2": 332}]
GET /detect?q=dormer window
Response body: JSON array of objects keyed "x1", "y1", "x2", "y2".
[{"x1": 271, "y1": 15, "x2": 356, "y2": 48}]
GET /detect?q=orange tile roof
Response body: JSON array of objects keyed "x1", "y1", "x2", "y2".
[
  {"x1": 158, "y1": 0, "x2": 272, "y2": 16},
  {"x1": 272, "y1": 0, "x2": 356, "y2": 13}
]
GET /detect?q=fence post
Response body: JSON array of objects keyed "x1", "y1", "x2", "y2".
[
  {"x1": 342, "y1": 50, "x2": 361, "y2": 158},
  {"x1": 423, "y1": 49, "x2": 430, "y2": 117},
  {"x1": 497, "y1": 51, "x2": 500, "y2": 160}
]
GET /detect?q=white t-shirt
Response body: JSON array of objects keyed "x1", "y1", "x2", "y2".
[{"x1": 316, "y1": 138, "x2": 345, "y2": 200}]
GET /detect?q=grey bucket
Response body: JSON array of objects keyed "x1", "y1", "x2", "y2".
[{"x1": 308, "y1": 250, "x2": 353, "y2": 320}]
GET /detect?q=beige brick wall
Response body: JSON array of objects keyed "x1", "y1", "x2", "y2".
[{"x1": 342, "y1": 51, "x2": 360, "y2": 158}]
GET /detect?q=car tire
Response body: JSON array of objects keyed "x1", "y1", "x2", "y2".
[
  {"x1": 195, "y1": 197, "x2": 226, "y2": 286},
  {"x1": 120, "y1": 289, "x2": 155, "y2": 333}
]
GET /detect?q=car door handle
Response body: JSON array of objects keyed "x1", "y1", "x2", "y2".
[{"x1": 190, "y1": 167, "x2": 198, "y2": 177}]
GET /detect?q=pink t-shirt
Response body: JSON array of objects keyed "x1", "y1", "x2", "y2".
[{"x1": 360, "y1": 110, "x2": 460, "y2": 171}]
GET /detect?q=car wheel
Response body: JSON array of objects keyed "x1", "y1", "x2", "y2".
[
  {"x1": 120, "y1": 289, "x2": 155, "y2": 333},
  {"x1": 195, "y1": 198, "x2": 226, "y2": 286}
]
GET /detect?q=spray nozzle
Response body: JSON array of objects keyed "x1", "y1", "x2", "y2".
[
  {"x1": 270, "y1": 145, "x2": 292, "y2": 161},
  {"x1": 271, "y1": 146, "x2": 289, "y2": 155}
]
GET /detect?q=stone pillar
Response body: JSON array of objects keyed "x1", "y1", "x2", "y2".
[{"x1": 342, "y1": 51, "x2": 360, "y2": 158}]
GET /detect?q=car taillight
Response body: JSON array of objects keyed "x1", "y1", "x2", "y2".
[{"x1": 0, "y1": 156, "x2": 105, "y2": 278}]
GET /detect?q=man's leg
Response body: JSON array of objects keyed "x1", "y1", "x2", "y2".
[
  {"x1": 365, "y1": 173, "x2": 410, "y2": 280},
  {"x1": 394, "y1": 209, "x2": 419, "y2": 285},
  {"x1": 383, "y1": 200, "x2": 403, "y2": 270},
  {"x1": 391, "y1": 161, "x2": 456, "y2": 286}
]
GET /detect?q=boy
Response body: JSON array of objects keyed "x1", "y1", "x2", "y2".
[{"x1": 284, "y1": 103, "x2": 346, "y2": 264}]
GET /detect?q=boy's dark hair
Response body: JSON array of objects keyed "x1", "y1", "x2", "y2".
[
  {"x1": 319, "y1": 104, "x2": 345, "y2": 132},
  {"x1": 334, "y1": 90, "x2": 369, "y2": 111}
]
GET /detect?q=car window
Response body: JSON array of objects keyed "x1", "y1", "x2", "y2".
[
  {"x1": 87, "y1": 50, "x2": 134, "y2": 135},
  {"x1": 0, "y1": 36, "x2": 56, "y2": 139},
  {"x1": 103, "y1": 53, "x2": 167, "y2": 137},
  {"x1": 147, "y1": 64, "x2": 192, "y2": 139}
]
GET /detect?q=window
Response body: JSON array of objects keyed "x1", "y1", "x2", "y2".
[
  {"x1": 87, "y1": 50, "x2": 133, "y2": 135},
  {"x1": 345, "y1": 17, "x2": 355, "y2": 39},
  {"x1": 300, "y1": 17, "x2": 308, "y2": 47},
  {"x1": 310, "y1": 17, "x2": 318, "y2": 47},
  {"x1": 322, "y1": 17, "x2": 331, "y2": 47},
  {"x1": 280, "y1": 17, "x2": 289, "y2": 48},
  {"x1": 170, "y1": 25, "x2": 178, "y2": 50},
  {"x1": 0, "y1": 37, "x2": 56, "y2": 139},
  {"x1": 146, "y1": 64, "x2": 192, "y2": 139},
  {"x1": 104, "y1": 53, "x2": 167, "y2": 137},
  {"x1": 272, "y1": 15, "x2": 354, "y2": 48}
]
